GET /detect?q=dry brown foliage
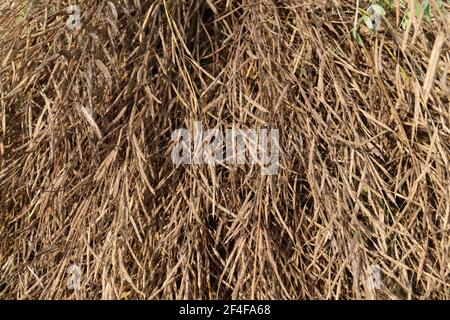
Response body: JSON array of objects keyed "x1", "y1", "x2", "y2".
[{"x1": 0, "y1": 0, "x2": 449, "y2": 299}]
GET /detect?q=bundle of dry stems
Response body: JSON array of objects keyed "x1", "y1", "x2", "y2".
[{"x1": 0, "y1": 0, "x2": 449, "y2": 299}]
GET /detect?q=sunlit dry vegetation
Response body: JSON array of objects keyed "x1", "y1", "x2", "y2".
[{"x1": 0, "y1": 0, "x2": 449, "y2": 299}]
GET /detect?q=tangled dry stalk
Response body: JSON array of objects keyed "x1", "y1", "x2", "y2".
[{"x1": 0, "y1": 0, "x2": 449, "y2": 300}]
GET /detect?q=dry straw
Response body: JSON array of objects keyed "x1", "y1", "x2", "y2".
[{"x1": 0, "y1": 0, "x2": 449, "y2": 299}]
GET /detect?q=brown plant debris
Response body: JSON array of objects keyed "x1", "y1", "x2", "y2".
[{"x1": 0, "y1": 0, "x2": 449, "y2": 299}]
